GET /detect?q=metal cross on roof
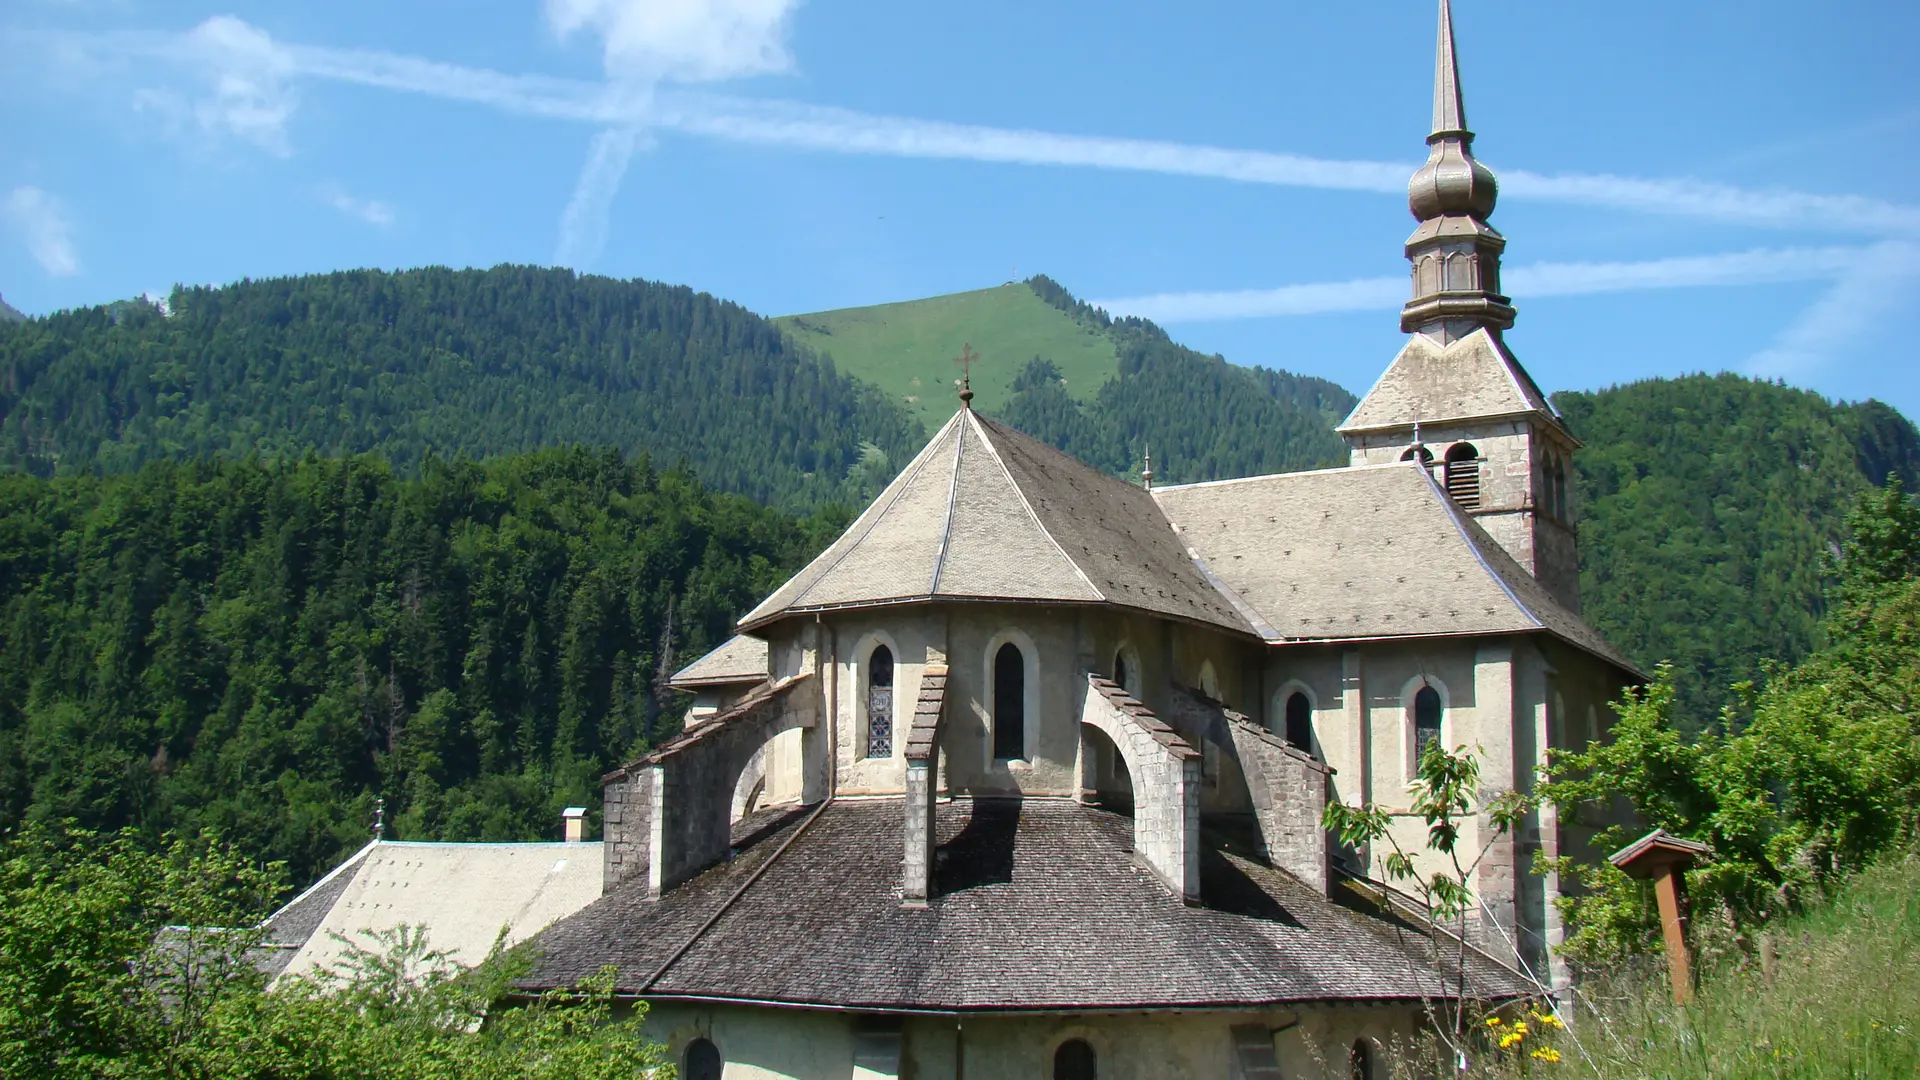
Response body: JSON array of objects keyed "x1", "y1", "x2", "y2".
[{"x1": 954, "y1": 343, "x2": 979, "y2": 408}]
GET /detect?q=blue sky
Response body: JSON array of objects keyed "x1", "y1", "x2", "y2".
[{"x1": 3, "y1": 0, "x2": 1917, "y2": 414}]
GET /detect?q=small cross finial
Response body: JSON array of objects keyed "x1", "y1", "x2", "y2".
[
  {"x1": 954, "y1": 343, "x2": 979, "y2": 408},
  {"x1": 372, "y1": 796, "x2": 386, "y2": 841},
  {"x1": 1142, "y1": 444, "x2": 1154, "y2": 490}
]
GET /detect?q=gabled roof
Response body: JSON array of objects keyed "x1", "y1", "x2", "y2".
[
  {"x1": 518, "y1": 798, "x2": 1528, "y2": 1010},
  {"x1": 1153, "y1": 460, "x2": 1638, "y2": 673},
  {"x1": 739, "y1": 409, "x2": 1255, "y2": 636},
  {"x1": 669, "y1": 634, "x2": 768, "y2": 688},
  {"x1": 266, "y1": 841, "x2": 603, "y2": 983},
  {"x1": 1339, "y1": 327, "x2": 1560, "y2": 434}
]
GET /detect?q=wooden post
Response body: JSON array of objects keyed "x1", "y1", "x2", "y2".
[
  {"x1": 1650, "y1": 864, "x2": 1693, "y2": 1004},
  {"x1": 1609, "y1": 829, "x2": 1711, "y2": 1006}
]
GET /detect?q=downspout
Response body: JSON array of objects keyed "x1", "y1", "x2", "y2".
[{"x1": 636, "y1": 616, "x2": 840, "y2": 995}]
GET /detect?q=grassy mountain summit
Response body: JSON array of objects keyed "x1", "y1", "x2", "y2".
[{"x1": 775, "y1": 282, "x2": 1120, "y2": 427}]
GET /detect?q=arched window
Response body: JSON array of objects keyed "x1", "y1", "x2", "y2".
[
  {"x1": 865, "y1": 644, "x2": 894, "y2": 759},
  {"x1": 1444, "y1": 443, "x2": 1481, "y2": 509},
  {"x1": 684, "y1": 1038, "x2": 722, "y2": 1080},
  {"x1": 1285, "y1": 691, "x2": 1313, "y2": 753},
  {"x1": 1414, "y1": 684, "x2": 1443, "y2": 766},
  {"x1": 1348, "y1": 1039, "x2": 1374, "y2": 1080},
  {"x1": 1555, "y1": 456, "x2": 1571, "y2": 522},
  {"x1": 1400, "y1": 445, "x2": 1434, "y2": 466},
  {"x1": 1113, "y1": 650, "x2": 1130, "y2": 697},
  {"x1": 1054, "y1": 1038, "x2": 1097, "y2": 1080},
  {"x1": 993, "y1": 642, "x2": 1025, "y2": 760}
]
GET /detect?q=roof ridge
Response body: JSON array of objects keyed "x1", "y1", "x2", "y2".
[
  {"x1": 1414, "y1": 463, "x2": 1543, "y2": 632},
  {"x1": 927, "y1": 409, "x2": 969, "y2": 595},
  {"x1": 771, "y1": 412, "x2": 963, "y2": 615},
  {"x1": 964, "y1": 411, "x2": 1105, "y2": 601}
]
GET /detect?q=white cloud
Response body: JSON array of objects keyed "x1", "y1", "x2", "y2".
[
  {"x1": 545, "y1": 0, "x2": 799, "y2": 83},
  {"x1": 1094, "y1": 245, "x2": 1881, "y2": 323},
  {"x1": 176, "y1": 16, "x2": 297, "y2": 155},
  {"x1": 554, "y1": 126, "x2": 647, "y2": 267},
  {"x1": 4, "y1": 186, "x2": 81, "y2": 277},
  {"x1": 1747, "y1": 241, "x2": 1920, "y2": 379},
  {"x1": 320, "y1": 186, "x2": 397, "y2": 227}
]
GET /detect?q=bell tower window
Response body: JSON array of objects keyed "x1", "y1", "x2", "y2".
[
  {"x1": 865, "y1": 644, "x2": 894, "y2": 759},
  {"x1": 1444, "y1": 443, "x2": 1480, "y2": 509}
]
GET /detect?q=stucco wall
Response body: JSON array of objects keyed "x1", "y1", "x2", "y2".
[{"x1": 639, "y1": 1000, "x2": 1424, "y2": 1080}]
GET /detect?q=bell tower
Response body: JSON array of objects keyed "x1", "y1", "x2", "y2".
[{"x1": 1338, "y1": 0, "x2": 1581, "y2": 611}]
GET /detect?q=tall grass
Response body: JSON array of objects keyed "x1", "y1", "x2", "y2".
[{"x1": 1354, "y1": 854, "x2": 1919, "y2": 1079}]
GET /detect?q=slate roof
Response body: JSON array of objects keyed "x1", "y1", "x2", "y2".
[
  {"x1": 1339, "y1": 328, "x2": 1561, "y2": 434},
  {"x1": 269, "y1": 841, "x2": 603, "y2": 982},
  {"x1": 1153, "y1": 460, "x2": 1638, "y2": 672},
  {"x1": 669, "y1": 634, "x2": 769, "y2": 688},
  {"x1": 518, "y1": 798, "x2": 1528, "y2": 1011},
  {"x1": 739, "y1": 409, "x2": 1255, "y2": 636}
]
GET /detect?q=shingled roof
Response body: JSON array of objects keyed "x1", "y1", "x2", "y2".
[
  {"x1": 669, "y1": 634, "x2": 768, "y2": 688},
  {"x1": 1339, "y1": 328, "x2": 1561, "y2": 434},
  {"x1": 1153, "y1": 460, "x2": 1637, "y2": 672},
  {"x1": 518, "y1": 797, "x2": 1527, "y2": 1010},
  {"x1": 738, "y1": 409, "x2": 1255, "y2": 636}
]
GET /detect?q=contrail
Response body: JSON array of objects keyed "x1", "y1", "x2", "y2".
[{"x1": 1093, "y1": 246, "x2": 1879, "y2": 323}]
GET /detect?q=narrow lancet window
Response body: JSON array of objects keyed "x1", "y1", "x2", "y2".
[
  {"x1": 994, "y1": 642, "x2": 1026, "y2": 760},
  {"x1": 1054, "y1": 1038, "x2": 1097, "y2": 1080},
  {"x1": 866, "y1": 644, "x2": 894, "y2": 759},
  {"x1": 1444, "y1": 443, "x2": 1480, "y2": 508},
  {"x1": 1414, "y1": 685, "x2": 1443, "y2": 765},
  {"x1": 1285, "y1": 691, "x2": 1313, "y2": 753}
]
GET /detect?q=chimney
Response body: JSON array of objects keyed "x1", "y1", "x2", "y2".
[{"x1": 562, "y1": 806, "x2": 588, "y2": 844}]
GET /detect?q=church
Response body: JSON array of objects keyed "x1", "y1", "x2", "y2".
[{"x1": 244, "y1": 2, "x2": 1640, "y2": 1076}]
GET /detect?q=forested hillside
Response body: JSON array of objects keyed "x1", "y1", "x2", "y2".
[
  {"x1": 1557, "y1": 376, "x2": 1920, "y2": 722},
  {"x1": 998, "y1": 276, "x2": 1355, "y2": 481},
  {"x1": 0, "y1": 451, "x2": 838, "y2": 881},
  {"x1": 0, "y1": 266, "x2": 922, "y2": 510}
]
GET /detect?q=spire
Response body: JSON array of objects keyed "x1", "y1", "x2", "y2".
[
  {"x1": 1141, "y1": 444, "x2": 1154, "y2": 491},
  {"x1": 1432, "y1": 0, "x2": 1466, "y2": 136},
  {"x1": 1402, "y1": 0, "x2": 1514, "y2": 341}
]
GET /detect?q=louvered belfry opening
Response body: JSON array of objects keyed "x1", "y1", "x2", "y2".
[
  {"x1": 866, "y1": 644, "x2": 894, "y2": 758},
  {"x1": 1443, "y1": 443, "x2": 1481, "y2": 508}
]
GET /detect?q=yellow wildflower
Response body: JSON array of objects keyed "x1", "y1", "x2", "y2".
[
  {"x1": 1513, "y1": 1022, "x2": 1529, "y2": 1035},
  {"x1": 1531, "y1": 1047, "x2": 1562, "y2": 1063},
  {"x1": 1486, "y1": 1016, "x2": 1503, "y2": 1027},
  {"x1": 1499, "y1": 1032, "x2": 1524, "y2": 1049}
]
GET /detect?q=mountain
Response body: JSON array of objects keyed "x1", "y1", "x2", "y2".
[
  {"x1": 1557, "y1": 375, "x2": 1920, "y2": 724},
  {"x1": 775, "y1": 282, "x2": 1120, "y2": 429},
  {"x1": 0, "y1": 295, "x2": 24, "y2": 323},
  {"x1": 781, "y1": 276, "x2": 1357, "y2": 483},
  {"x1": 0, "y1": 266, "x2": 923, "y2": 511}
]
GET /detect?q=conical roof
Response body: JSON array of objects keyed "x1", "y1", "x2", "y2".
[{"x1": 739, "y1": 410, "x2": 1255, "y2": 634}]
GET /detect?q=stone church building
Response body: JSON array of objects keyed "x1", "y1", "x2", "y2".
[{"x1": 502, "y1": 3, "x2": 1642, "y2": 1076}]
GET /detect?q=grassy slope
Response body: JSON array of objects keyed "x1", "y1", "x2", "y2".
[{"x1": 775, "y1": 283, "x2": 1120, "y2": 431}]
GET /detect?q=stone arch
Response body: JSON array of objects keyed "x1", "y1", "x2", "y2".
[
  {"x1": 602, "y1": 676, "x2": 821, "y2": 896},
  {"x1": 850, "y1": 629, "x2": 903, "y2": 760},
  {"x1": 1401, "y1": 674, "x2": 1451, "y2": 780},
  {"x1": 984, "y1": 627, "x2": 1041, "y2": 763},
  {"x1": 1077, "y1": 718, "x2": 1135, "y2": 810},
  {"x1": 1081, "y1": 677, "x2": 1201, "y2": 899}
]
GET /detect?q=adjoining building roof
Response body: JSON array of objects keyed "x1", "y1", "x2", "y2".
[
  {"x1": 265, "y1": 841, "x2": 603, "y2": 982},
  {"x1": 738, "y1": 409, "x2": 1256, "y2": 636},
  {"x1": 1338, "y1": 328, "x2": 1560, "y2": 435},
  {"x1": 1153, "y1": 460, "x2": 1638, "y2": 673},
  {"x1": 518, "y1": 798, "x2": 1527, "y2": 1011},
  {"x1": 669, "y1": 634, "x2": 768, "y2": 688}
]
